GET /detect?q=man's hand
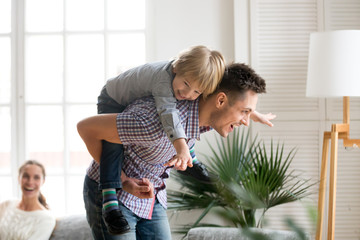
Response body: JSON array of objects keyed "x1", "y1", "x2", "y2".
[
  {"x1": 122, "y1": 178, "x2": 154, "y2": 199},
  {"x1": 248, "y1": 111, "x2": 276, "y2": 127}
]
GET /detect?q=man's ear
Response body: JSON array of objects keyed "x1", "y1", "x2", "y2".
[{"x1": 215, "y1": 92, "x2": 227, "y2": 109}]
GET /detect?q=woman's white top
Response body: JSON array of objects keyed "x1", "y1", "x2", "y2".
[{"x1": 0, "y1": 200, "x2": 56, "y2": 240}]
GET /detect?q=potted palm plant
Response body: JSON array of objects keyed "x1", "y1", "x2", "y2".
[{"x1": 167, "y1": 127, "x2": 314, "y2": 239}]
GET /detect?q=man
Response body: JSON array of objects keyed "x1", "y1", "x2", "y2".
[{"x1": 78, "y1": 63, "x2": 266, "y2": 239}]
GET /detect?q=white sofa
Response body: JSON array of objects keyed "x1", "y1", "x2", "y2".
[
  {"x1": 49, "y1": 215, "x2": 312, "y2": 240},
  {"x1": 184, "y1": 227, "x2": 312, "y2": 240},
  {"x1": 50, "y1": 214, "x2": 92, "y2": 240}
]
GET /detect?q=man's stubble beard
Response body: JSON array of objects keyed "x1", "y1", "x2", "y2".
[{"x1": 208, "y1": 106, "x2": 228, "y2": 138}]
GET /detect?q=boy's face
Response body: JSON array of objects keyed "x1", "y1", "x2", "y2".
[{"x1": 172, "y1": 74, "x2": 203, "y2": 101}]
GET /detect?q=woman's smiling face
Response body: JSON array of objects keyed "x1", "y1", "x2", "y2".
[{"x1": 19, "y1": 164, "x2": 45, "y2": 199}]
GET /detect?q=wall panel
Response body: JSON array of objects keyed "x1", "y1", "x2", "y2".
[{"x1": 248, "y1": 0, "x2": 360, "y2": 239}]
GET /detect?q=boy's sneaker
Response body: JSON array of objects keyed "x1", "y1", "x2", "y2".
[
  {"x1": 177, "y1": 161, "x2": 217, "y2": 183},
  {"x1": 102, "y1": 209, "x2": 130, "y2": 235}
]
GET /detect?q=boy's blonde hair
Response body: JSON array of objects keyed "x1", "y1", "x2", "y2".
[{"x1": 172, "y1": 45, "x2": 225, "y2": 98}]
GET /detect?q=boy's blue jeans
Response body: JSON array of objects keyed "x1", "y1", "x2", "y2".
[
  {"x1": 97, "y1": 87, "x2": 126, "y2": 189},
  {"x1": 83, "y1": 176, "x2": 172, "y2": 240}
]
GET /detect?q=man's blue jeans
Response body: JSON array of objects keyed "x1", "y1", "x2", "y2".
[
  {"x1": 97, "y1": 87, "x2": 126, "y2": 189},
  {"x1": 83, "y1": 175, "x2": 172, "y2": 240}
]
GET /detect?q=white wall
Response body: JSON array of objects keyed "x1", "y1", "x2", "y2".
[
  {"x1": 249, "y1": 1, "x2": 360, "y2": 239},
  {"x1": 147, "y1": 0, "x2": 235, "y2": 63},
  {"x1": 145, "y1": 1, "x2": 238, "y2": 238}
]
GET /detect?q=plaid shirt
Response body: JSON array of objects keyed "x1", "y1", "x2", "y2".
[{"x1": 87, "y1": 96, "x2": 210, "y2": 219}]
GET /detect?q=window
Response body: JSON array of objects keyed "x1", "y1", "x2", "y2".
[
  {"x1": 0, "y1": 0, "x2": 12, "y2": 202},
  {"x1": 1, "y1": 0, "x2": 146, "y2": 216}
]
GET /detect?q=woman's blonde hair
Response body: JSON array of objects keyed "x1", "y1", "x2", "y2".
[
  {"x1": 19, "y1": 160, "x2": 49, "y2": 209},
  {"x1": 172, "y1": 45, "x2": 225, "y2": 98}
]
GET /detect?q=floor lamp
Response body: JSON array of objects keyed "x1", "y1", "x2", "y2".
[{"x1": 306, "y1": 30, "x2": 360, "y2": 240}]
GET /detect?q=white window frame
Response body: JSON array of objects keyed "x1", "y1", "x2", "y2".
[{"x1": 6, "y1": 0, "x2": 148, "y2": 216}]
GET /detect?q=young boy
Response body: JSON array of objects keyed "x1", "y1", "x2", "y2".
[{"x1": 94, "y1": 45, "x2": 226, "y2": 235}]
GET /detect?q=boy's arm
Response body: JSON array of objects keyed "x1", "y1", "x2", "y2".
[{"x1": 154, "y1": 93, "x2": 192, "y2": 171}]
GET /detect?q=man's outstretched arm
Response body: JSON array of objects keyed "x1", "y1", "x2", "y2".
[{"x1": 77, "y1": 114, "x2": 122, "y2": 163}]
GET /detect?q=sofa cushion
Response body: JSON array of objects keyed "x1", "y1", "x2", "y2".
[
  {"x1": 50, "y1": 214, "x2": 92, "y2": 240},
  {"x1": 185, "y1": 227, "x2": 311, "y2": 240}
]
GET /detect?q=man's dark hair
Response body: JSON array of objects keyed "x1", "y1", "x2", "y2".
[{"x1": 214, "y1": 63, "x2": 266, "y2": 103}]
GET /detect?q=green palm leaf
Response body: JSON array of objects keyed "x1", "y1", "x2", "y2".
[{"x1": 168, "y1": 127, "x2": 314, "y2": 234}]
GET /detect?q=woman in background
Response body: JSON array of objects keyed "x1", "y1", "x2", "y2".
[{"x1": 0, "y1": 160, "x2": 56, "y2": 240}]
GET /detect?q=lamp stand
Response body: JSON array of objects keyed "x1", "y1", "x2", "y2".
[{"x1": 316, "y1": 96, "x2": 360, "y2": 240}]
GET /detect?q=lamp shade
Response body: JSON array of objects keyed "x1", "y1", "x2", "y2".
[{"x1": 306, "y1": 30, "x2": 360, "y2": 97}]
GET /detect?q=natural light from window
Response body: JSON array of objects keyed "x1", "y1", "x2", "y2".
[
  {"x1": 1, "y1": 0, "x2": 146, "y2": 217},
  {"x1": 0, "y1": 0, "x2": 12, "y2": 202}
]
